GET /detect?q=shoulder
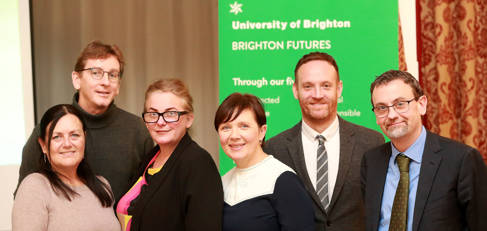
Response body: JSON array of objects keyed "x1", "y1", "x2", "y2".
[
  {"x1": 340, "y1": 118, "x2": 383, "y2": 139},
  {"x1": 181, "y1": 137, "x2": 214, "y2": 163},
  {"x1": 274, "y1": 171, "x2": 302, "y2": 188},
  {"x1": 252, "y1": 157, "x2": 297, "y2": 187},
  {"x1": 272, "y1": 171, "x2": 309, "y2": 200},
  {"x1": 112, "y1": 106, "x2": 147, "y2": 128},
  {"x1": 425, "y1": 132, "x2": 487, "y2": 180},
  {"x1": 20, "y1": 173, "x2": 49, "y2": 186},
  {"x1": 112, "y1": 105, "x2": 139, "y2": 119},
  {"x1": 223, "y1": 156, "x2": 295, "y2": 187},
  {"x1": 427, "y1": 132, "x2": 480, "y2": 158},
  {"x1": 111, "y1": 106, "x2": 151, "y2": 139},
  {"x1": 266, "y1": 122, "x2": 301, "y2": 146},
  {"x1": 267, "y1": 156, "x2": 296, "y2": 174},
  {"x1": 363, "y1": 142, "x2": 390, "y2": 159},
  {"x1": 222, "y1": 157, "x2": 297, "y2": 205},
  {"x1": 177, "y1": 136, "x2": 219, "y2": 174},
  {"x1": 13, "y1": 173, "x2": 51, "y2": 228},
  {"x1": 17, "y1": 173, "x2": 52, "y2": 195},
  {"x1": 430, "y1": 132, "x2": 471, "y2": 149}
]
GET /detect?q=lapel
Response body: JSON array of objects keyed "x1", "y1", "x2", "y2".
[
  {"x1": 285, "y1": 122, "x2": 327, "y2": 215},
  {"x1": 327, "y1": 117, "x2": 354, "y2": 212},
  {"x1": 369, "y1": 144, "x2": 392, "y2": 231},
  {"x1": 412, "y1": 132, "x2": 442, "y2": 231},
  {"x1": 131, "y1": 133, "x2": 192, "y2": 223}
]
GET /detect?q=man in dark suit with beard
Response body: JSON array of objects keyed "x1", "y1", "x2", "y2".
[
  {"x1": 265, "y1": 52, "x2": 384, "y2": 231},
  {"x1": 361, "y1": 70, "x2": 487, "y2": 231}
]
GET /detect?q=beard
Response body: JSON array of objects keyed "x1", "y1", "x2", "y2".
[
  {"x1": 385, "y1": 123, "x2": 408, "y2": 139},
  {"x1": 300, "y1": 98, "x2": 337, "y2": 122}
]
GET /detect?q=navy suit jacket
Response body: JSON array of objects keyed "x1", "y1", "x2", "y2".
[{"x1": 361, "y1": 131, "x2": 487, "y2": 231}]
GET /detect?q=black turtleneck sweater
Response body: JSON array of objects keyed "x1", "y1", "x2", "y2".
[{"x1": 16, "y1": 93, "x2": 154, "y2": 204}]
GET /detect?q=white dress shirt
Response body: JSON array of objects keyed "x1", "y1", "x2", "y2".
[{"x1": 301, "y1": 116, "x2": 340, "y2": 200}]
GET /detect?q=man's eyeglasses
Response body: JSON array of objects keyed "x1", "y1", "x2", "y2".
[
  {"x1": 142, "y1": 111, "x2": 188, "y2": 123},
  {"x1": 79, "y1": 67, "x2": 120, "y2": 82},
  {"x1": 372, "y1": 98, "x2": 417, "y2": 118}
]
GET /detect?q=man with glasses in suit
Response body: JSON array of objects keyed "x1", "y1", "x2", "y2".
[{"x1": 361, "y1": 70, "x2": 487, "y2": 231}]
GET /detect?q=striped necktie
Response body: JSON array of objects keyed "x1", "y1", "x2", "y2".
[
  {"x1": 316, "y1": 135, "x2": 329, "y2": 210},
  {"x1": 389, "y1": 154, "x2": 410, "y2": 231}
]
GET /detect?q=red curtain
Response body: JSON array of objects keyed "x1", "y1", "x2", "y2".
[{"x1": 417, "y1": 0, "x2": 487, "y2": 163}]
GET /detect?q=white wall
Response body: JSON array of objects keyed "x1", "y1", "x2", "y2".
[
  {"x1": 0, "y1": 0, "x2": 33, "y2": 230},
  {"x1": 399, "y1": 0, "x2": 419, "y2": 78}
]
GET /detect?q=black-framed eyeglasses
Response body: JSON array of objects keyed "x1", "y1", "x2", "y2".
[
  {"x1": 372, "y1": 98, "x2": 417, "y2": 118},
  {"x1": 79, "y1": 67, "x2": 120, "y2": 82},
  {"x1": 142, "y1": 111, "x2": 188, "y2": 123}
]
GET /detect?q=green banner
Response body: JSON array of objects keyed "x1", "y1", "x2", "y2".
[{"x1": 218, "y1": 0, "x2": 398, "y2": 174}]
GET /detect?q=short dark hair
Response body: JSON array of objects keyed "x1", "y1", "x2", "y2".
[
  {"x1": 214, "y1": 93, "x2": 267, "y2": 144},
  {"x1": 74, "y1": 40, "x2": 125, "y2": 77},
  {"x1": 370, "y1": 70, "x2": 424, "y2": 104},
  {"x1": 38, "y1": 104, "x2": 113, "y2": 207},
  {"x1": 294, "y1": 51, "x2": 339, "y2": 84}
]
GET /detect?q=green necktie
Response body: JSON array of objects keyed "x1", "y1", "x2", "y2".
[{"x1": 389, "y1": 154, "x2": 410, "y2": 231}]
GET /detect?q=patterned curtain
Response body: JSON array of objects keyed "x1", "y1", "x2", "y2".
[{"x1": 418, "y1": 0, "x2": 487, "y2": 163}]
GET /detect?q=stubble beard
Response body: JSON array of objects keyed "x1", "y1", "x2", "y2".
[
  {"x1": 386, "y1": 124, "x2": 408, "y2": 139},
  {"x1": 300, "y1": 98, "x2": 337, "y2": 125}
]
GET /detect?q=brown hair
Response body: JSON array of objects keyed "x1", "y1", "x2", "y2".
[
  {"x1": 74, "y1": 41, "x2": 125, "y2": 76},
  {"x1": 370, "y1": 70, "x2": 424, "y2": 104},
  {"x1": 214, "y1": 93, "x2": 267, "y2": 143},
  {"x1": 144, "y1": 79, "x2": 194, "y2": 112},
  {"x1": 294, "y1": 51, "x2": 339, "y2": 84}
]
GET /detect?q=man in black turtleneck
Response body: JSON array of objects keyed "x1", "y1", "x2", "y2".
[{"x1": 16, "y1": 41, "x2": 154, "y2": 204}]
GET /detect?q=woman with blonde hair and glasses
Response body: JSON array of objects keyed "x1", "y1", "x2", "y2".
[{"x1": 116, "y1": 79, "x2": 223, "y2": 231}]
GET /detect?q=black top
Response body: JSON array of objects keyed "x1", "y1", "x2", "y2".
[
  {"x1": 129, "y1": 133, "x2": 223, "y2": 231},
  {"x1": 223, "y1": 172, "x2": 315, "y2": 231},
  {"x1": 222, "y1": 156, "x2": 314, "y2": 231}
]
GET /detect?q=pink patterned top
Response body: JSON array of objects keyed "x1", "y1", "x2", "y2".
[{"x1": 116, "y1": 151, "x2": 161, "y2": 231}]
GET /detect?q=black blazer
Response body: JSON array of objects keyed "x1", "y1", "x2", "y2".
[
  {"x1": 361, "y1": 131, "x2": 487, "y2": 231},
  {"x1": 129, "y1": 133, "x2": 223, "y2": 231},
  {"x1": 264, "y1": 117, "x2": 384, "y2": 231}
]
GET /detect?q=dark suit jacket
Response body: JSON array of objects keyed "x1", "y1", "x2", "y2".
[
  {"x1": 129, "y1": 133, "x2": 223, "y2": 231},
  {"x1": 361, "y1": 131, "x2": 487, "y2": 231},
  {"x1": 264, "y1": 117, "x2": 384, "y2": 231}
]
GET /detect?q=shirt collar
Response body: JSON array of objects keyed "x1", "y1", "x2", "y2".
[
  {"x1": 301, "y1": 116, "x2": 339, "y2": 142},
  {"x1": 391, "y1": 126, "x2": 427, "y2": 164}
]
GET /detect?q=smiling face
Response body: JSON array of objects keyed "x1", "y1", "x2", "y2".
[
  {"x1": 218, "y1": 109, "x2": 267, "y2": 168},
  {"x1": 293, "y1": 60, "x2": 343, "y2": 129},
  {"x1": 38, "y1": 114, "x2": 85, "y2": 172},
  {"x1": 372, "y1": 79, "x2": 427, "y2": 143},
  {"x1": 144, "y1": 91, "x2": 194, "y2": 148},
  {"x1": 72, "y1": 55, "x2": 121, "y2": 114}
]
